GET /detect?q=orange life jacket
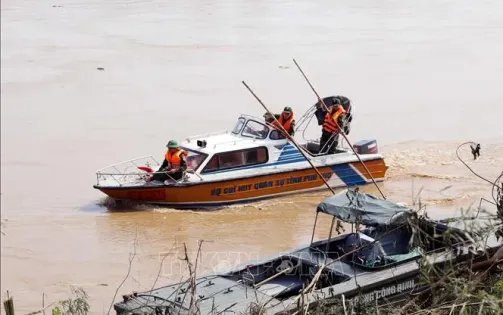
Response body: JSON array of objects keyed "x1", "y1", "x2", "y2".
[
  {"x1": 323, "y1": 105, "x2": 346, "y2": 133},
  {"x1": 164, "y1": 149, "x2": 186, "y2": 169},
  {"x1": 278, "y1": 112, "x2": 294, "y2": 132},
  {"x1": 269, "y1": 120, "x2": 281, "y2": 129}
]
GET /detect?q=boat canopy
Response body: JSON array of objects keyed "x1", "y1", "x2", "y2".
[{"x1": 316, "y1": 189, "x2": 413, "y2": 227}]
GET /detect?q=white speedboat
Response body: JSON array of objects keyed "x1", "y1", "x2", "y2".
[{"x1": 93, "y1": 96, "x2": 388, "y2": 209}]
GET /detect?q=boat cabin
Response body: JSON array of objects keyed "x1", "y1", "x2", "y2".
[
  {"x1": 180, "y1": 113, "x2": 366, "y2": 175},
  {"x1": 94, "y1": 98, "x2": 382, "y2": 190},
  {"x1": 180, "y1": 114, "x2": 285, "y2": 172}
]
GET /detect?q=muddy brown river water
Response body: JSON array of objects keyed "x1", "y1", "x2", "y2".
[{"x1": 1, "y1": 0, "x2": 503, "y2": 313}]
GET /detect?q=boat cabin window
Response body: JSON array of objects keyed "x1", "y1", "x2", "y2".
[
  {"x1": 231, "y1": 117, "x2": 246, "y2": 135},
  {"x1": 241, "y1": 120, "x2": 270, "y2": 139},
  {"x1": 269, "y1": 130, "x2": 287, "y2": 140},
  {"x1": 202, "y1": 147, "x2": 269, "y2": 173},
  {"x1": 183, "y1": 148, "x2": 208, "y2": 171}
]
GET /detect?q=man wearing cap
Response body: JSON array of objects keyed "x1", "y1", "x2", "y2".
[
  {"x1": 277, "y1": 107, "x2": 295, "y2": 136},
  {"x1": 146, "y1": 140, "x2": 187, "y2": 182},
  {"x1": 263, "y1": 107, "x2": 296, "y2": 136}
]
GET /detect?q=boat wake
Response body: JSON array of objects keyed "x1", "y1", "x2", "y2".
[
  {"x1": 151, "y1": 208, "x2": 214, "y2": 214},
  {"x1": 419, "y1": 194, "x2": 472, "y2": 205},
  {"x1": 406, "y1": 172, "x2": 469, "y2": 180},
  {"x1": 94, "y1": 197, "x2": 157, "y2": 212},
  {"x1": 383, "y1": 140, "x2": 503, "y2": 182}
]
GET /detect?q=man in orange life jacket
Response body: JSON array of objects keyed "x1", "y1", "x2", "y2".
[
  {"x1": 319, "y1": 99, "x2": 346, "y2": 154},
  {"x1": 263, "y1": 107, "x2": 296, "y2": 136},
  {"x1": 146, "y1": 140, "x2": 187, "y2": 182}
]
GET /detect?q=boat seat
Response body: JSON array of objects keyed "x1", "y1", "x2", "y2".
[
  {"x1": 357, "y1": 243, "x2": 386, "y2": 263},
  {"x1": 306, "y1": 142, "x2": 320, "y2": 154},
  {"x1": 378, "y1": 228, "x2": 411, "y2": 256},
  {"x1": 337, "y1": 233, "x2": 389, "y2": 264},
  {"x1": 258, "y1": 275, "x2": 304, "y2": 297},
  {"x1": 340, "y1": 233, "x2": 373, "y2": 253}
]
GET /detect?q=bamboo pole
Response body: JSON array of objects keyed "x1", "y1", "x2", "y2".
[
  {"x1": 241, "y1": 80, "x2": 337, "y2": 195},
  {"x1": 292, "y1": 58, "x2": 387, "y2": 200}
]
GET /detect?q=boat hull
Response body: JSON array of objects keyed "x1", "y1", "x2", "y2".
[
  {"x1": 112, "y1": 221, "x2": 503, "y2": 315},
  {"x1": 93, "y1": 159, "x2": 387, "y2": 208}
]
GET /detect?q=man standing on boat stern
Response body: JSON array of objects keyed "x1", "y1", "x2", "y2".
[
  {"x1": 146, "y1": 140, "x2": 187, "y2": 183},
  {"x1": 319, "y1": 99, "x2": 346, "y2": 154}
]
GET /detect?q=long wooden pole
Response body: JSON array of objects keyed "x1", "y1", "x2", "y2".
[
  {"x1": 292, "y1": 58, "x2": 387, "y2": 200},
  {"x1": 292, "y1": 59, "x2": 329, "y2": 112},
  {"x1": 241, "y1": 81, "x2": 336, "y2": 195}
]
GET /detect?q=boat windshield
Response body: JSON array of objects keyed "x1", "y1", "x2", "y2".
[
  {"x1": 231, "y1": 117, "x2": 246, "y2": 134},
  {"x1": 242, "y1": 120, "x2": 270, "y2": 139},
  {"x1": 183, "y1": 148, "x2": 208, "y2": 171}
]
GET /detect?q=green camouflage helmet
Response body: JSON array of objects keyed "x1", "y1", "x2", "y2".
[
  {"x1": 166, "y1": 140, "x2": 179, "y2": 148},
  {"x1": 283, "y1": 106, "x2": 293, "y2": 112}
]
